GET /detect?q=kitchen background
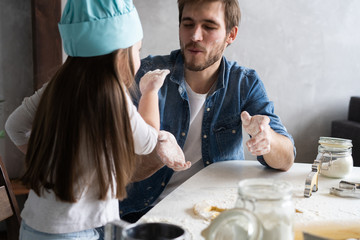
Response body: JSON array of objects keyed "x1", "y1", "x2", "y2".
[{"x1": 1, "y1": 0, "x2": 360, "y2": 178}]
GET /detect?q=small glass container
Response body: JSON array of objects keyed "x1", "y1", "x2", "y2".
[
  {"x1": 317, "y1": 137, "x2": 353, "y2": 178},
  {"x1": 235, "y1": 178, "x2": 294, "y2": 240},
  {"x1": 201, "y1": 208, "x2": 262, "y2": 240}
]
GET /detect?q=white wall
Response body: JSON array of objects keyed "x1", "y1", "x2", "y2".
[
  {"x1": 1, "y1": 0, "x2": 360, "y2": 178},
  {"x1": 235, "y1": 0, "x2": 360, "y2": 162}
]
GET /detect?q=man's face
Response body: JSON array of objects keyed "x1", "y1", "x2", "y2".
[{"x1": 179, "y1": 1, "x2": 228, "y2": 72}]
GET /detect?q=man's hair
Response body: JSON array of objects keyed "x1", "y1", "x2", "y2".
[
  {"x1": 177, "y1": 0, "x2": 241, "y2": 33},
  {"x1": 22, "y1": 48, "x2": 137, "y2": 202}
]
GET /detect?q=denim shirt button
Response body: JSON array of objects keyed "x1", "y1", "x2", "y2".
[
  {"x1": 181, "y1": 132, "x2": 186, "y2": 136},
  {"x1": 161, "y1": 182, "x2": 165, "y2": 187},
  {"x1": 144, "y1": 203, "x2": 148, "y2": 206},
  {"x1": 203, "y1": 134, "x2": 208, "y2": 139},
  {"x1": 206, "y1": 161, "x2": 210, "y2": 165},
  {"x1": 232, "y1": 129, "x2": 236, "y2": 134},
  {"x1": 206, "y1": 107, "x2": 211, "y2": 112}
]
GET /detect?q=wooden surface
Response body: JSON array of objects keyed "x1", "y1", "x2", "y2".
[
  {"x1": 0, "y1": 186, "x2": 13, "y2": 221},
  {"x1": 0, "y1": 156, "x2": 21, "y2": 240},
  {"x1": 31, "y1": 0, "x2": 62, "y2": 90},
  {"x1": 10, "y1": 180, "x2": 29, "y2": 196}
]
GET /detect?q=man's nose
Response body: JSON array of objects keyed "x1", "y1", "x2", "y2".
[{"x1": 191, "y1": 25, "x2": 203, "y2": 42}]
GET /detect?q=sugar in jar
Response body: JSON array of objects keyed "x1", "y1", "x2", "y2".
[
  {"x1": 235, "y1": 178, "x2": 294, "y2": 240},
  {"x1": 317, "y1": 137, "x2": 353, "y2": 178}
]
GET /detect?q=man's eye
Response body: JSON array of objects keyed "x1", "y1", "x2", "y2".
[
  {"x1": 183, "y1": 24, "x2": 193, "y2": 27},
  {"x1": 204, "y1": 26, "x2": 216, "y2": 30}
]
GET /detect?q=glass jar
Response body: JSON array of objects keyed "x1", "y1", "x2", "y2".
[
  {"x1": 235, "y1": 178, "x2": 294, "y2": 240},
  {"x1": 201, "y1": 208, "x2": 262, "y2": 240},
  {"x1": 316, "y1": 137, "x2": 353, "y2": 178}
]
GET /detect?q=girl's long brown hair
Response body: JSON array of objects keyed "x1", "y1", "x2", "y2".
[{"x1": 22, "y1": 48, "x2": 136, "y2": 202}]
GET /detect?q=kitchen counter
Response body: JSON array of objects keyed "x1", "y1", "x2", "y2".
[{"x1": 140, "y1": 160, "x2": 360, "y2": 239}]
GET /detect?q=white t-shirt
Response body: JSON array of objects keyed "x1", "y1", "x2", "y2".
[
  {"x1": 5, "y1": 83, "x2": 158, "y2": 233},
  {"x1": 154, "y1": 82, "x2": 207, "y2": 204}
]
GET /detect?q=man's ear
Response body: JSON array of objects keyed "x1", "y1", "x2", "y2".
[{"x1": 226, "y1": 26, "x2": 238, "y2": 45}]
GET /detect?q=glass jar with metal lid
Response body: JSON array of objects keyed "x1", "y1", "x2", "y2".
[
  {"x1": 317, "y1": 137, "x2": 353, "y2": 178},
  {"x1": 235, "y1": 178, "x2": 294, "y2": 240}
]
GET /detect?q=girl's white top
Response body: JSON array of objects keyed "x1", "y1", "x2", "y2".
[{"x1": 5, "y1": 84, "x2": 158, "y2": 233}]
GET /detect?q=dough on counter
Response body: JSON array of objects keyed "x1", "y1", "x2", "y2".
[{"x1": 193, "y1": 200, "x2": 226, "y2": 221}]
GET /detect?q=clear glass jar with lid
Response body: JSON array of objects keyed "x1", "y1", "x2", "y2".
[
  {"x1": 317, "y1": 137, "x2": 353, "y2": 178},
  {"x1": 235, "y1": 178, "x2": 294, "y2": 240}
]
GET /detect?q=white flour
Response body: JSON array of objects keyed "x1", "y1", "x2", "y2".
[
  {"x1": 140, "y1": 188, "x2": 238, "y2": 240},
  {"x1": 260, "y1": 212, "x2": 293, "y2": 240},
  {"x1": 320, "y1": 157, "x2": 353, "y2": 178}
]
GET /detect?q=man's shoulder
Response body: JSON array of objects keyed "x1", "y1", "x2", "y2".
[{"x1": 224, "y1": 58, "x2": 259, "y2": 82}]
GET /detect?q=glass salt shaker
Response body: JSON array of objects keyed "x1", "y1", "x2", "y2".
[
  {"x1": 235, "y1": 178, "x2": 294, "y2": 240},
  {"x1": 317, "y1": 137, "x2": 353, "y2": 178}
]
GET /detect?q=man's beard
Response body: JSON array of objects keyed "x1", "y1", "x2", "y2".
[{"x1": 181, "y1": 40, "x2": 226, "y2": 72}]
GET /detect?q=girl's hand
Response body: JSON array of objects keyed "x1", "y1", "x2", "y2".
[
  {"x1": 156, "y1": 131, "x2": 191, "y2": 171},
  {"x1": 139, "y1": 69, "x2": 170, "y2": 95}
]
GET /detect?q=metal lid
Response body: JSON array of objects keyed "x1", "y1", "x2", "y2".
[
  {"x1": 201, "y1": 208, "x2": 262, "y2": 240},
  {"x1": 319, "y1": 137, "x2": 352, "y2": 149}
]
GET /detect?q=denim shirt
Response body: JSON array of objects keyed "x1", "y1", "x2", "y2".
[{"x1": 119, "y1": 50, "x2": 296, "y2": 216}]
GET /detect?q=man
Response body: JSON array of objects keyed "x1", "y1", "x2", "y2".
[{"x1": 120, "y1": 0, "x2": 296, "y2": 222}]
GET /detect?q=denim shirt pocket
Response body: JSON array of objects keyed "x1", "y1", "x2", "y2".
[{"x1": 213, "y1": 113, "x2": 243, "y2": 159}]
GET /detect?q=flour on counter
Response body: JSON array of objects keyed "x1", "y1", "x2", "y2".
[
  {"x1": 141, "y1": 187, "x2": 238, "y2": 240},
  {"x1": 292, "y1": 183, "x2": 360, "y2": 225},
  {"x1": 142, "y1": 181, "x2": 360, "y2": 240},
  {"x1": 193, "y1": 200, "x2": 225, "y2": 221}
]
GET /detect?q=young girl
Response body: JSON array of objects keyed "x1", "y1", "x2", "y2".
[{"x1": 5, "y1": 0, "x2": 171, "y2": 239}]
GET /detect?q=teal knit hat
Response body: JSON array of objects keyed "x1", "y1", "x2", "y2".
[{"x1": 58, "y1": 0, "x2": 143, "y2": 57}]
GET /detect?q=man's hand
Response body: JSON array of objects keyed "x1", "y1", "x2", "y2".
[
  {"x1": 241, "y1": 111, "x2": 294, "y2": 171},
  {"x1": 241, "y1": 111, "x2": 272, "y2": 156},
  {"x1": 156, "y1": 131, "x2": 191, "y2": 171}
]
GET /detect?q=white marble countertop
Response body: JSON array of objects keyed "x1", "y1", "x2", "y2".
[{"x1": 140, "y1": 160, "x2": 360, "y2": 239}]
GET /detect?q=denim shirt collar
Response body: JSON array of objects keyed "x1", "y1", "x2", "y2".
[
  {"x1": 168, "y1": 49, "x2": 226, "y2": 97},
  {"x1": 168, "y1": 51, "x2": 187, "y2": 99}
]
